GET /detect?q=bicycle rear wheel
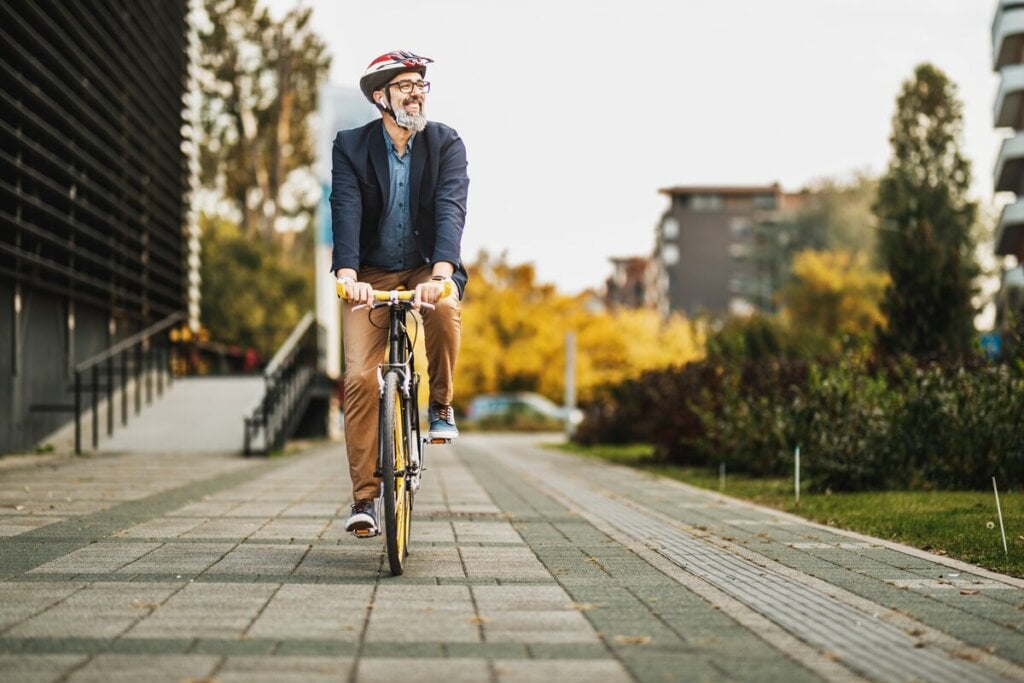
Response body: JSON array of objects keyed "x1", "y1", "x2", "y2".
[{"x1": 380, "y1": 371, "x2": 411, "y2": 575}]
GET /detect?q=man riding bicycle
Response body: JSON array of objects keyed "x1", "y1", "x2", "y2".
[{"x1": 330, "y1": 50, "x2": 469, "y2": 536}]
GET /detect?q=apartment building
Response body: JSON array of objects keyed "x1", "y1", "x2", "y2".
[
  {"x1": 993, "y1": 1, "x2": 1024, "y2": 327},
  {"x1": 654, "y1": 184, "x2": 803, "y2": 317}
]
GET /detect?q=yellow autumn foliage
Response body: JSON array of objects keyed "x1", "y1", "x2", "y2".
[
  {"x1": 781, "y1": 249, "x2": 889, "y2": 350},
  {"x1": 428, "y1": 253, "x2": 705, "y2": 408}
]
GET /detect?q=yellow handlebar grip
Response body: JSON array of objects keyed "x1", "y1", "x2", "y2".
[{"x1": 336, "y1": 278, "x2": 454, "y2": 302}]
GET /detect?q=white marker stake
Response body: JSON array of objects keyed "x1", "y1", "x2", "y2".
[
  {"x1": 719, "y1": 462, "x2": 725, "y2": 492},
  {"x1": 993, "y1": 477, "x2": 1009, "y2": 558},
  {"x1": 795, "y1": 446, "x2": 801, "y2": 505}
]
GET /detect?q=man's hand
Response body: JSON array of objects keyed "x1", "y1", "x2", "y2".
[
  {"x1": 414, "y1": 278, "x2": 449, "y2": 308},
  {"x1": 336, "y1": 269, "x2": 373, "y2": 305}
]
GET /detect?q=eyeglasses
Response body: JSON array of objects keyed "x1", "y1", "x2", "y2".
[{"x1": 387, "y1": 79, "x2": 430, "y2": 94}]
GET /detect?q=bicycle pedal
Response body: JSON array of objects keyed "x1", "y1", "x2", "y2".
[
  {"x1": 352, "y1": 528, "x2": 380, "y2": 538},
  {"x1": 427, "y1": 438, "x2": 451, "y2": 445}
]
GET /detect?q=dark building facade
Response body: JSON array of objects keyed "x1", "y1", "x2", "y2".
[
  {"x1": 655, "y1": 184, "x2": 803, "y2": 317},
  {"x1": 1, "y1": 2, "x2": 190, "y2": 452}
]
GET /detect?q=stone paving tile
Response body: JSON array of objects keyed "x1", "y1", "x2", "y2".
[
  {"x1": 406, "y1": 521, "x2": 455, "y2": 543},
  {"x1": 459, "y1": 547, "x2": 552, "y2": 581},
  {"x1": 0, "y1": 654, "x2": 88, "y2": 683},
  {"x1": 453, "y1": 521, "x2": 523, "y2": 544},
  {"x1": 493, "y1": 659, "x2": 633, "y2": 683},
  {"x1": 7, "y1": 582, "x2": 181, "y2": 639},
  {"x1": 472, "y1": 584, "x2": 575, "y2": 611},
  {"x1": 117, "y1": 542, "x2": 235, "y2": 575},
  {"x1": 249, "y1": 518, "x2": 330, "y2": 541},
  {"x1": 392, "y1": 547, "x2": 466, "y2": 579},
  {"x1": 356, "y1": 657, "x2": 490, "y2": 683},
  {"x1": 64, "y1": 654, "x2": 220, "y2": 683},
  {"x1": 28, "y1": 543, "x2": 160, "y2": 575},
  {"x1": 0, "y1": 582, "x2": 87, "y2": 632},
  {"x1": 0, "y1": 517, "x2": 64, "y2": 537},
  {"x1": 280, "y1": 501, "x2": 341, "y2": 517},
  {"x1": 204, "y1": 543, "x2": 309, "y2": 576},
  {"x1": 180, "y1": 517, "x2": 270, "y2": 538},
  {"x1": 169, "y1": 500, "x2": 239, "y2": 517},
  {"x1": 292, "y1": 546, "x2": 383, "y2": 579},
  {"x1": 217, "y1": 656, "x2": 354, "y2": 683},
  {"x1": 223, "y1": 501, "x2": 294, "y2": 517},
  {"x1": 126, "y1": 582, "x2": 277, "y2": 639},
  {"x1": 113, "y1": 517, "x2": 207, "y2": 538},
  {"x1": 246, "y1": 584, "x2": 371, "y2": 640}
]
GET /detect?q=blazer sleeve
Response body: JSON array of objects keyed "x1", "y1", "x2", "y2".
[
  {"x1": 329, "y1": 133, "x2": 362, "y2": 273},
  {"x1": 431, "y1": 128, "x2": 469, "y2": 267}
]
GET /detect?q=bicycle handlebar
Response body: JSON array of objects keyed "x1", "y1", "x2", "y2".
[{"x1": 335, "y1": 278, "x2": 454, "y2": 303}]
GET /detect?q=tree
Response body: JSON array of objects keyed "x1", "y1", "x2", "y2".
[
  {"x1": 781, "y1": 249, "x2": 889, "y2": 354},
  {"x1": 199, "y1": 214, "x2": 312, "y2": 358},
  {"x1": 778, "y1": 172, "x2": 879, "y2": 262},
  {"x1": 874, "y1": 63, "x2": 979, "y2": 358},
  {"x1": 450, "y1": 251, "x2": 704, "y2": 408},
  {"x1": 196, "y1": 0, "x2": 330, "y2": 246}
]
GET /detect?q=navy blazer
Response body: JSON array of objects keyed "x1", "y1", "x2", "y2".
[{"x1": 330, "y1": 119, "x2": 470, "y2": 297}]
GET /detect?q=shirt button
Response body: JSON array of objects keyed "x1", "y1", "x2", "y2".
[{"x1": 414, "y1": 230, "x2": 420, "y2": 235}]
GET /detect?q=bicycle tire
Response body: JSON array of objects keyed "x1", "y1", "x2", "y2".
[{"x1": 380, "y1": 371, "x2": 411, "y2": 575}]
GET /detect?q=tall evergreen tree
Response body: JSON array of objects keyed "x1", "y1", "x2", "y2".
[{"x1": 874, "y1": 63, "x2": 979, "y2": 358}]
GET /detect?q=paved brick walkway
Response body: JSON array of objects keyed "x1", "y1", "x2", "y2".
[{"x1": 1, "y1": 434, "x2": 1022, "y2": 682}]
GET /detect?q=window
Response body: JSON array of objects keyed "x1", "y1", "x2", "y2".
[
  {"x1": 662, "y1": 216, "x2": 679, "y2": 240},
  {"x1": 752, "y1": 194, "x2": 777, "y2": 210},
  {"x1": 661, "y1": 243, "x2": 680, "y2": 266},
  {"x1": 690, "y1": 194, "x2": 723, "y2": 211},
  {"x1": 729, "y1": 217, "x2": 752, "y2": 238}
]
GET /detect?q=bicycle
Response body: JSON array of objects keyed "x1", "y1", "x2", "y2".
[{"x1": 336, "y1": 279, "x2": 454, "y2": 575}]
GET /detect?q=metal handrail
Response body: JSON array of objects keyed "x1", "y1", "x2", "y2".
[
  {"x1": 264, "y1": 312, "x2": 315, "y2": 376},
  {"x1": 75, "y1": 312, "x2": 185, "y2": 373},
  {"x1": 244, "y1": 312, "x2": 325, "y2": 455},
  {"x1": 73, "y1": 311, "x2": 185, "y2": 454}
]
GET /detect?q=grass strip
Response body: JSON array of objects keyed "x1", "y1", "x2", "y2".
[{"x1": 553, "y1": 443, "x2": 1024, "y2": 579}]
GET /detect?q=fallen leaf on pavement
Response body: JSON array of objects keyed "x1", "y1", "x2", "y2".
[
  {"x1": 613, "y1": 635, "x2": 651, "y2": 645},
  {"x1": 960, "y1": 589, "x2": 979, "y2": 596}
]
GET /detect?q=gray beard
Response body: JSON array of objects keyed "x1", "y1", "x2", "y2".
[{"x1": 394, "y1": 108, "x2": 427, "y2": 132}]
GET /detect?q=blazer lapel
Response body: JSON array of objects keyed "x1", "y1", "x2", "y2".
[
  {"x1": 368, "y1": 122, "x2": 389, "y2": 203},
  {"x1": 409, "y1": 132, "x2": 426, "y2": 217}
]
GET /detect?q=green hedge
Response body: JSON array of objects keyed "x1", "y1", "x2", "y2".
[{"x1": 574, "y1": 356, "x2": 1024, "y2": 491}]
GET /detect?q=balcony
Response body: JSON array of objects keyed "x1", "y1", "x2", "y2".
[
  {"x1": 994, "y1": 133, "x2": 1024, "y2": 193},
  {"x1": 995, "y1": 198, "x2": 1024, "y2": 256},
  {"x1": 993, "y1": 3, "x2": 1024, "y2": 70},
  {"x1": 994, "y1": 64, "x2": 1024, "y2": 129}
]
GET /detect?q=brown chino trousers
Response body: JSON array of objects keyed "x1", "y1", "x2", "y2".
[{"x1": 341, "y1": 265, "x2": 461, "y2": 501}]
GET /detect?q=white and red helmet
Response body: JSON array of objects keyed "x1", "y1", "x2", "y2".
[{"x1": 359, "y1": 50, "x2": 433, "y2": 104}]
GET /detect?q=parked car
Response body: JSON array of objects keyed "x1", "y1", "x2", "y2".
[{"x1": 465, "y1": 392, "x2": 583, "y2": 430}]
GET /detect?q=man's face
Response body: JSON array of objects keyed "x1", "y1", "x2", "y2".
[
  {"x1": 380, "y1": 71, "x2": 428, "y2": 131},
  {"x1": 383, "y1": 72, "x2": 426, "y2": 116}
]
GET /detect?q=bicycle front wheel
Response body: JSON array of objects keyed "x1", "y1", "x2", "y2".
[{"x1": 380, "y1": 371, "x2": 411, "y2": 575}]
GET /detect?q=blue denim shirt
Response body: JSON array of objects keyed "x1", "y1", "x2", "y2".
[{"x1": 363, "y1": 128, "x2": 421, "y2": 270}]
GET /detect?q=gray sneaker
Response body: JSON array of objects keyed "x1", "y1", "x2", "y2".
[
  {"x1": 345, "y1": 499, "x2": 379, "y2": 537},
  {"x1": 428, "y1": 403, "x2": 459, "y2": 439}
]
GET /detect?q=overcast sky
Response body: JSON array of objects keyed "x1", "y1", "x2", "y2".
[{"x1": 268, "y1": 0, "x2": 1003, "y2": 294}]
